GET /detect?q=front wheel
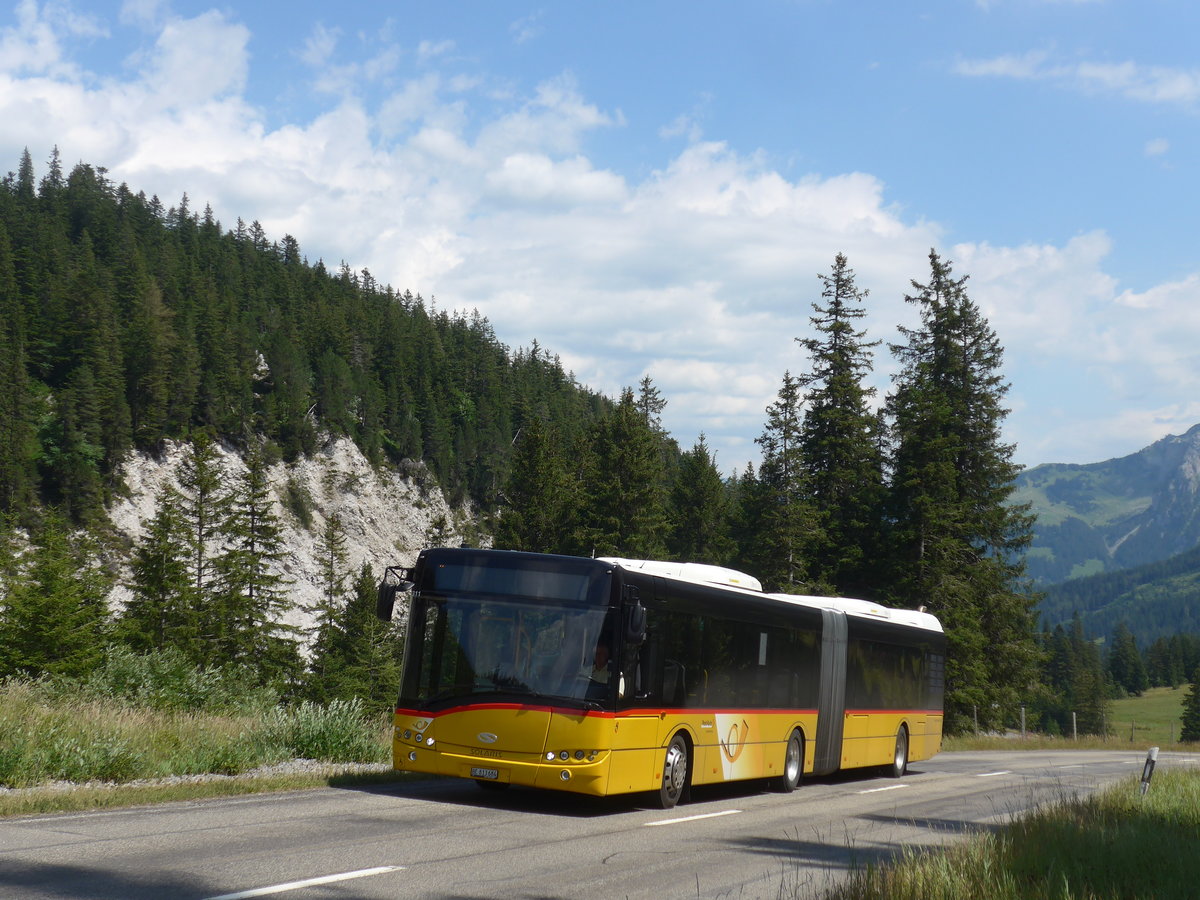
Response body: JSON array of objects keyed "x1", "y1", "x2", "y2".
[
  {"x1": 658, "y1": 734, "x2": 690, "y2": 809},
  {"x1": 770, "y1": 731, "x2": 803, "y2": 793},
  {"x1": 888, "y1": 725, "x2": 909, "y2": 778}
]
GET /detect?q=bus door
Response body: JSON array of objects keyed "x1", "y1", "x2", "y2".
[{"x1": 608, "y1": 577, "x2": 667, "y2": 794}]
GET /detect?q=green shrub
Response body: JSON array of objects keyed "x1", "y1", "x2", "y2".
[
  {"x1": 262, "y1": 699, "x2": 388, "y2": 763},
  {"x1": 73, "y1": 647, "x2": 278, "y2": 714}
]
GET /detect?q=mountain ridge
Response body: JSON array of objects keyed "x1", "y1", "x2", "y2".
[{"x1": 1014, "y1": 423, "x2": 1200, "y2": 585}]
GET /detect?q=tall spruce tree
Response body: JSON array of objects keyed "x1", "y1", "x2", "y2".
[
  {"x1": 667, "y1": 434, "x2": 734, "y2": 565},
  {"x1": 119, "y1": 484, "x2": 198, "y2": 655},
  {"x1": 309, "y1": 510, "x2": 350, "y2": 681},
  {"x1": 1181, "y1": 666, "x2": 1200, "y2": 743},
  {"x1": 0, "y1": 512, "x2": 111, "y2": 679},
  {"x1": 213, "y1": 442, "x2": 296, "y2": 674},
  {"x1": 493, "y1": 415, "x2": 576, "y2": 554},
  {"x1": 176, "y1": 434, "x2": 230, "y2": 664},
  {"x1": 307, "y1": 562, "x2": 405, "y2": 705},
  {"x1": 796, "y1": 254, "x2": 883, "y2": 595},
  {"x1": 1107, "y1": 622, "x2": 1148, "y2": 696},
  {"x1": 577, "y1": 388, "x2": 668, "y2": 558},
  {"x1": 754, "y1": 371, "x2": 820, "y2": 592},
  {"x1": 885, "y1": 250, "x2": 1038, "y2": 733},
  {"x1": 0, "y1": 222, "x2": 35, "y2": 516}
]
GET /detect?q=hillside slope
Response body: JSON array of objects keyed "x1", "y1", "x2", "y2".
[
  {"x1": 1014, "y1": 424, "x2": 1200, "y2": 584},
  {"x1": 1039, "y1": 541, "x2": 1200, "y2": 644},
  {"x1": 106, "y1": 435, "x2": 460, "y2": 635}
]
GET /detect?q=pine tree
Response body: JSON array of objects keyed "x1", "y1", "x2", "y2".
[
  {"x1": 667, "y1": 434, "x2": 734, "y2": 565},
  {"x1": 1181, "y1": 666, "x2": 1200, "y2": 743},
  {"x1": 885, "y1": 250, "x2": 1038, "y2": 733},
  {"x1": 493, "y1": 415, "x2": 576, "y2": 554},
  {"x1": 119, "y1": 485, "x2": 198, "y2": 655},
  {"x1": 176, "y1": 434, "x2": 231, "y2": 663},
  {"x1": 0, "y1": 222, "x2": 35, "y2": 515},
  {"x1": 577, "y1": 388, "x2": 669, "y2": 558},
  {"x1": 307, "y1": 562, "x2": 405, "y2": 705},
  {"x1": 796, "y1": 254, "x2": 883, "y2": 595},
  {"x1": 0, "y1": 512, "x2": 111, "y2": 678},
  {"x1": 1107, "y1": 622, "x2": 1148, "y2": 696},
  {"x1": 754, "y1": 372, "x2": 820, "y2": 592},
  {"x1": 213, "y1": 442, "x2": 295, "y2": 672}
]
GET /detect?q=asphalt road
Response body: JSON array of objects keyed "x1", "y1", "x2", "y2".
[{"x1": 1, "y1": 749, "x2": 1191, "y2": 900}]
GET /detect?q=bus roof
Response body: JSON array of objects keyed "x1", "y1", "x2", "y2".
[{"x1": 601, "y1": 556, "x2": 943, "y2": 635}]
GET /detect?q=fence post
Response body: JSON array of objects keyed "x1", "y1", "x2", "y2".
[
  {"x1": 1072, "y1": 711, "x2": 1077, "y2": 741},
  {"x1": 1130, "y1": 721, "x2": 1135, "y2": 742},
  {"x1": 1020, "y1": 705, "x2": 1026, "y2": 739}
]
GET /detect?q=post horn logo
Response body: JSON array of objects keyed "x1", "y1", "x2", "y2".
[
  {"x1": 477, "y1": 732, "x2": 498, "y2": 744},
  {"x1": 720, "y1": 719, "x2": 750, "y2": 763}
]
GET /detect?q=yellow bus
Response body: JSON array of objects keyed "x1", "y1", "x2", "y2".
[{"x1": 376, "y1": 548, "x2": 944, "y2": 808}]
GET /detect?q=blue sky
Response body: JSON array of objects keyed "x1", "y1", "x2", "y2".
[{"x1": 4, "y1": 0, "x2": 1200, "y2": 474}]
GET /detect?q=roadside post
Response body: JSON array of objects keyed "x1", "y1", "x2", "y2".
[{"x1": 1140, "y1": 746, "x2": 1158, "y2": 797}]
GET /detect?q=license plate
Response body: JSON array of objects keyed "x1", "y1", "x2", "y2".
[{"x1": 471, "y1": 767, "x2": 500, "y2": 780}]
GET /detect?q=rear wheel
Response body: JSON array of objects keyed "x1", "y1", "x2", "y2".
[
  {"x1": 888, "y1": 725, "x2": 909, "y2": 778},
  {"x1": 658, "y1": 734, "x2": 690, "y2": 809},
  {"x1": 770, "y1": 731, "x2": 803, "y2": 793}
]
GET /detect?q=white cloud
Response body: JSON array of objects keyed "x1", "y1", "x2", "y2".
[
  {"x1": 1145, "y1": 137, "x2": 1170, "y2": 157},
  {"x1": 301, "y1": 23, "x2": 338, "y2": 68},
  {"x1": 119, "y1": 0, "x2": 167, "y2": 29},
  {"x1": 417, "y1": 38, "x2": 454, "y2": 63},
  {"x1": 509, "y1": 12, "x2": 543, "y2": 45},
  {"x1": 956, "y1": 52, "x2": 1200, "y2": 107},
  {"x1": 142, "y1": 10, "x2": 249, "y2": 105}
]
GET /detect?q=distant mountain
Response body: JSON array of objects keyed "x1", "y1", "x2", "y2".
[
  {"x1": 1038, "y1": 541, "x2": 1200, "y2": 645},
  {"x1": 1014, "y1": 424, "x2": 1200, "y2": 585}
]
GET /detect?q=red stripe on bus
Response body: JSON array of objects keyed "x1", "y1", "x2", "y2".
[{"x1": 395, "y1": 704, "x2": 825, "y2": 719}]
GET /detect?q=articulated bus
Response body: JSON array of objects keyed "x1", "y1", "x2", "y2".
[{"x1": 376, "y1": 547, "x2": 945, "y2": 808}]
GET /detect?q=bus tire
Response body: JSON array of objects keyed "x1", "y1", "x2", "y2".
[
  {"x1": 889, "y1": 725, "x2": 908, "y2": 778},
  {"x1": 658, "y1": 733, "x2": 690, "y2": 809},
  {"x1": 771, "y1": 730, "x2": 804, "y2": 793}
]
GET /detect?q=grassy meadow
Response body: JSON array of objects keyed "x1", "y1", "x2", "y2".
[
  {"x1": 1109, "y1": 686, "x2": 1188, "y2": 745},
  {"x1": 824, "y1": 768, "x2": 1200, "y2": 900},
  {"x1": 944, "y1": 684, "x2": 1194, "y2": 753},
  {"x1": 0, "y1": 649, "x2": 399, "y2": 816}
]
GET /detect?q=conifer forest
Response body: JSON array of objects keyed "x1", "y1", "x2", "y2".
[{"x1": 0, "y1": 148, "x2": 1191, "y2": 736}]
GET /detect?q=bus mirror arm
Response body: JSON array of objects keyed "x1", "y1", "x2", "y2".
[{"x1": 376, "y1": 566, "x2": 415, "y2": 621}]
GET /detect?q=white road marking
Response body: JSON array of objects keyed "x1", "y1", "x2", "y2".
[
  {"x1": 202, "y1": 866, "x2": 403, "y2": 899},
  {"x1": 858, "y1": 784, "x2": 909, "y2": 794},
  {"x1": 976, "y1": 771, "x2": 1011, "y2": 777},
  {"x1": 644, "y1": 809, "x2": 742, "y2": 827},
  {"x1": 1057, "y1": 765, "x2": 1084, "y2": 769}
]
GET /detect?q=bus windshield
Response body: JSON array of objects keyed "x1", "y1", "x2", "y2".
[{"x1": 404, "y1": 593, "x2": 615, "y2": 710}]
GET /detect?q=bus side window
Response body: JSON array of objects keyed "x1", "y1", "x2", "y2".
[{"x1": 662, "y1": 660, "x2": 685, "y2": 706}]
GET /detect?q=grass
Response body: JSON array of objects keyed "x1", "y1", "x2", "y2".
[
  {"x1": 1109, "y1": 686, "x2": 1188, "y2": 745},
  {"x1": 823, "y1": 769, "x2": 1200, "y2": 900},
  {"x1": 0, "y1": 680, "x2": 392, "y2": 793},
  {"x1": 944, "y1": 684, "x2": 1194, "y2": 752}
]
